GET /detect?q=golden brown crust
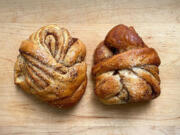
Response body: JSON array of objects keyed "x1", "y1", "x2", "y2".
[
  {"x1": 92, "y1": 24, "x2": 161, "y2": 105},
  {"x1": 105, "y1": 24, "x2": 147, "y2": 52},
  {"x1": 14, "y1": 25, "x2": 87, "y2": 108}
]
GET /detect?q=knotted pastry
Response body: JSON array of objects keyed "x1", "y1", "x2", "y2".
[
  {"x1": 92, "y1": 24, "x2": 161, "y2": 105},
  {"x1": 14, "y1": 25, "x2": 87, "y2": 108}
]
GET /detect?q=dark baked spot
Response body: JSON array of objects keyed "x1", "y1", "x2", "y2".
[
  {"x1": 113, "y1": 70, "x2": 119, "y2": 75},
  {"x1": 69, "y1": 38, "x2": 78, "y2": 46},
  {"x1": 110, "y1": 47, "x2": 119, "y2": 55}
]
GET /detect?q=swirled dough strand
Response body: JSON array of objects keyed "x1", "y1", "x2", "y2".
[
  {"x1": 14, "y1": 25, "x2": 87, "y2": 108},
  {"x1": 92, "y1": 24, "x2": 161, "y2": 105}
]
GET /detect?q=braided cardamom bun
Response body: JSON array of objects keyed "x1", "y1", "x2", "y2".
[
  {"x1": 92, "y1": 24, "x2": 161, "y2": 105},
  {"x1": 14, "y1": 25, "x2": 87, "y2": 108}
]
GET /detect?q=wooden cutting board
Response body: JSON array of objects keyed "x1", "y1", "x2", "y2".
[{"x1": 0, "y1": 0, "x2": 180, "y2": 134}]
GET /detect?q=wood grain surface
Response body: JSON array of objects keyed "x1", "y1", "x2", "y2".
[{"x1": 0, "y1": 0, "x2": 180, "y2": 135}]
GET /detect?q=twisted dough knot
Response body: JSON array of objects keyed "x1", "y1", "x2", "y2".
[
  {"x1": 92, "y1": 24, "x2": 161, "y2": 104},
  {"x1": 14, "y1": 25, "x2": 87, "y2": 108}
]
